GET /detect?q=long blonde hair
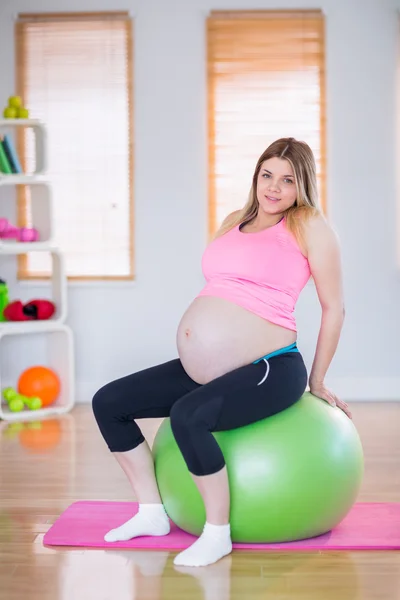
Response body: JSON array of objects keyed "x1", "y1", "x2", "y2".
[{"x1": 214, "y1": 137, "x2": 321, "y2": 250}]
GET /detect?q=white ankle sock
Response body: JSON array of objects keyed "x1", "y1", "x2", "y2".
[
  {"x1": 173, "y1": 522, "x2": 232, "y2": 567},
  {"x1": 104, "y1": 503, "x2": 170, "y2": 542}
]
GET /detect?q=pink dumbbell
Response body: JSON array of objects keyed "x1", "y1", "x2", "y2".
[
  {"x1": 0, "y1": 218, "x2": 39, "y2": 242},
  {"x1": 0, "y1": 218, "x2": 15, "y2": 236}
]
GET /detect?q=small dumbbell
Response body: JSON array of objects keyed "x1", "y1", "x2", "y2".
[
  {"x1": 3, "y1": 387, "x2": 42, "y2": 411},
  {"x1": 25, "y1": 396, "x2": 42, "y2": 410},
  {"x1": 0, "y1": 218, "x2": 18, "y2": 238},
  {"x1": 18, "y1": 228, "x2": 39, "y2": 242},
  {"x1": 3, "y1": 388, "x2": 25, "y2": 412},
  {"x1": 0, "y1": 218, "x2": 39, "y2": 242}
]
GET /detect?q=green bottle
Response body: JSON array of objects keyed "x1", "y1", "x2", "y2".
[{"x1": 0, "y1": 279, "x2": 10, "y2": 321}]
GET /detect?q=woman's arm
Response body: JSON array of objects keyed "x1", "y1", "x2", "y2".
[{"x1": 304, "y1": 215, "x2": 351, "y2": 418}]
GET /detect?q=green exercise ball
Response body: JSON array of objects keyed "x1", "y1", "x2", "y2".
[{"x1": 153, "y1": 392, "x2": 364, "y2": 543}]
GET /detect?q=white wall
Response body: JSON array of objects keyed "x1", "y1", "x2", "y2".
[{"x1": 0, "y1": 0, "x2": 399, "y2": 402}]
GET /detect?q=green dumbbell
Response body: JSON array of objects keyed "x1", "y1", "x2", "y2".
[
  {"x1": 25, "y1": 396, "x2": 42, "y2": 411},
  {"x1": 3, "y1": 388, "x2": 40, "y2": 411},
  {"x1": 3, "y1": 387, "x2": 25, "y2": 412},
  {"x1": 3, "y1": 387, "x2": 18, "y2": 403},
  {"x1": 8, "y1": 395, "x2": 25, "y2": 412},
  {"x1": 2, "y1": 387, "x2": 42, "y2": 412}
]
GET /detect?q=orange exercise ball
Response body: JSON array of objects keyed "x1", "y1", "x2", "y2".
[{"x1": 18, "y1": 366, "x2": 60, "y2": 408}]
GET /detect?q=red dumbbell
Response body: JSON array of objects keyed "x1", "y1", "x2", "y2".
[{"x1": 4, "y1": 300, "x2": 56, "y2": 321}]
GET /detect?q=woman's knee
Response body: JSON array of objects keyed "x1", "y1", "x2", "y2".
[
  {"x1": 92, "y1": 382, "x2": 145, "y2": 452},
  {"x1": 170, "y1": 398, "x2": 212, "y2": 437},
  {"x1": 169, "y1": 399, "x2": 225, "y2": 476},
  {"x1": 92, "y1": 381, "x2": 119, "y2": 424},
  {"x1": 169, "y1": 400, "x2": 193, "y2": 436}
]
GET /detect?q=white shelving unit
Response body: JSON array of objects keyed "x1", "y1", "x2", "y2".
[
  {"x1": 0, "y1": 182, "x2": 55, "y2": 247},
  {"x1": 0, "y1": 118, "x2": 75, "y2": 422},
  {"x1": 0, "y1": 118, "x2": 47, "y2": 176}
]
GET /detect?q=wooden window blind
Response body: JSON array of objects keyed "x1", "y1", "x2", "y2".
[
  {"x1": 207, "y1": 10, "x2": 326, "y2": 235},
  {"x1": 15, "y1": 11, "x2": 134, "y2": 280}
]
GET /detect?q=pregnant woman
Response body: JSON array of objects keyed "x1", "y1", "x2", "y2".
[{"x1": 92, "y1": 137, "x2": 351, "y2": 568}]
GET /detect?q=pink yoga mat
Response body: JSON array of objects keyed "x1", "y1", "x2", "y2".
[{"x1": 43, "y1": 501, "x2": 400, "y2": 551}]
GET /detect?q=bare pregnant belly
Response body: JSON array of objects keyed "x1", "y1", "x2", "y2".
[{"x1": 176, "y1": 296, "x2": 297, "y2": 384}]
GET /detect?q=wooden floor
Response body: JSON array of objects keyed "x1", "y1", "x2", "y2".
[{"x1": 0, "y1": 402, "x2": 400, "y2": 600}]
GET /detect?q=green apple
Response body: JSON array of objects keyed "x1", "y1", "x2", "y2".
[
  {"x1": 8, "y1": 96, "x2": 22, "y2": 108},
  {"x1": 17, "y1": 107, "x2": 29, "y2": 119},
  {"x1": 3, "y1": 107, "x2": 17, "y2": 118}
]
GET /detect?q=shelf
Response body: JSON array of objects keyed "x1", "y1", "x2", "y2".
[
  {"x1": 0, "y1": 248, "x2": 67, "y2": 323},
  {"x1": 0, "y1": 403, "x2": 74, "y2": 422},
  {"x1": 0, "y1": 183, "x2": 55, "y2": 245},
  {"x1": 0, "y1": 119, "x2": 44, "y2": 127},
  {"x1": 0, "y1": 174, "x2": 48, "y2": 186},
  {"x1": 0, "y1": 118, "x2": 75, "y2": 423},
  {"x1": 0, "y1": 324, "x2": 75, "y2": 422},
  {"x1": 0, "y1": 320, "x2": 65, "y2": 334},
  {"x1": 0, "y1": 241, "x2": 58, "y2": 254},
  {"x1": 0, "y1": 119, "x2": 47, "y2": 177}
]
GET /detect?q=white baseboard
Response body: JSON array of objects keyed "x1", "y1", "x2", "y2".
[
  {"x1": 326, "y1": 377, "x2": 400, "y2": 401},
  {"x1": 75, "y1": 378, "x2": 400, "y2": 404}
]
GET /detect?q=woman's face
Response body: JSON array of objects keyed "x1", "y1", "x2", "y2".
[{"x1": 256, "y1": 157, "x2": 298, "y2": 215}]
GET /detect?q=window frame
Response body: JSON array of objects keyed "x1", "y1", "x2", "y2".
[
  {"x1": 14, "y1": 11, "x2": 135, "y2": 281},
  {"x1": 206, "y1": 9, "x2": 327, "y2": 238}
]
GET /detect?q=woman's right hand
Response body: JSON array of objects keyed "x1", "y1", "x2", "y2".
[{"x1": 310, "y1": 382, "x2": 352, "y2": 419}]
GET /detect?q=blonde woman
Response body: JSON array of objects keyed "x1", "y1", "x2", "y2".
[{"x1": 93, "y1": 137, "x2": 351, "y2": 568}]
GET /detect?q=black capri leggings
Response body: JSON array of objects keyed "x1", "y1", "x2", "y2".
[{"x1": 92, "y1": 349, "x2": 308, "y2": 477}]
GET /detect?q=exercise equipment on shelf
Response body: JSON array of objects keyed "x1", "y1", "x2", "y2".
[
  {"x1": 0, "y1": 117, "x2": 75, "y2": 422},
  {"x1": 18, "y1": 366, "x2": 61, "y2": 408},
  {"x1": 2, "y1": 96, "x2": 29, "y2": 119},
  {"x1": 3, "y1": 387, "x2": 42, "y2": 412},
  {"x1": 0, "y1": 279, "x2": 56, "y2": 321},
  {"x1": 4, "y1": 300, "x2": 55, "y2": 321},
  {"x1": 0, "y1": 279, "x2": 10, "y2": 321},
  {"x1": 1, "y1": 365, "x2": 61, "y2": 413},
  {"x1": 0, "y1": 218, "x2": 39, "y2": 242}
]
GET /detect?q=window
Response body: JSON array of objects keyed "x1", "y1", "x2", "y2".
[
  {"x1": 15, "y1": 11, "x2": 134, "y2": 280},
  {"x1": 207, "y1": 10, "x2": 326, "y2": 236}
]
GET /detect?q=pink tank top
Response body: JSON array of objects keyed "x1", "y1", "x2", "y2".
[{"x1": 197, "y1": 217, "x2": 311, "y2": 332}]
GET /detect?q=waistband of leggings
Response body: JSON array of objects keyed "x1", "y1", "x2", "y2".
[{"x1": 253, "y1": 342, "x2": 299, "y2": 364}]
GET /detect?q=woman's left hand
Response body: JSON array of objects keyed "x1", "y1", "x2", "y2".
[{"x1": 310, "y1": 382, "x2": 352, "y2": 419}]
